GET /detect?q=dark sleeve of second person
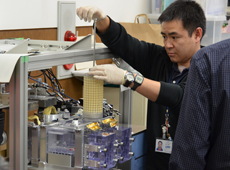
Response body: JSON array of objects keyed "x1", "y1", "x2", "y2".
[{"x1": 169, "y1": 49, "x2": 212, "y2": 170}]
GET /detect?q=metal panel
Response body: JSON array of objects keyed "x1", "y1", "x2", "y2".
[
  {"x1": 119, "y1": 89, "x2": 133, "y2": 125},
  {"x1": 28, "y1": 100, "x2": 39, "y2": 111},
  {"x1": 39, "y1": 126, "x2": 47, "y2": 163},
  {"x1": 75, "y1": 129, "x2": 83, "y2": 169},
  {"x1": 5, "y1": 40, "x2": 28, "y2": 54},
  {"x1": 48, "y1": 153, "x2": 73, "y2": 167},
  {"x1": 65, "y1": 35, "x2": 91, "y2": 51},
  {"x1": 84, "y1": 159, "x2": 100, "y2": 168},
  {"x1": 84, "y1": 144, "x2": 100, "y2": 152},
  {"x1": 28, "y1": 96, "x2": 57, "y2": 108},
  {"x1": 31, "y1": 127, "x2": 40, "y2": 167}
]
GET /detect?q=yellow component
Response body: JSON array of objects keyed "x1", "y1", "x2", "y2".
[
  {"x1": 110, "y1": 121, "x2": 118, "y2": 128},
  {"x1": 28, "y1": 115, "x2": 41, "y2": 125},
  {"x1": 83, "y1": 76, "x2": 103, "y2": 119},
  {"x1": 86, "y1": 122, "x2": 102, "y2": 131},
  {"x1": 102, "y1": 118, "x2": 116, "y2": 124},
  {"x1": 87, "y1": 122, "x2": 99, "y2": 129},
  {"x1": 90, "y1": 125, "x2": 102, "y2": 131},
  {"x1": 43, "y1": 106, "x2": 57, "y2": 115}
]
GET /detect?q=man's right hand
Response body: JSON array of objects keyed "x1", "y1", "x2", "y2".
[
  {"x1": 77, "y1": 6, "x2": 107, "y2": 23},
  {"x1": 88, "y1": 64, "x2": 126, "y2": 85}
]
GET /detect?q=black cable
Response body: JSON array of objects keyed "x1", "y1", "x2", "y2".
[
  {"x1": 46, "y1": 69, "x2": 62, "y2": 94},
  {"x1": 47, "y1": 69, "x2": 60, "y2": 92},
  {"x1": 41, "y1": 70, "x2": 55, "y2": 90},
  {"x1": 46, "y1": 90, "x2": 52, "y2": 96},
  {"x1": 39, "y1": 70, "x2": 58, "y2": 99},
  {"x1": 44, "y1": 70, "x2": 54, "y2": 88},
  {"x1": 29, "y1": 72, "x2": 44, "y2": 78},
  {"x1": 44, "y1": 70, "x2": 64, "y2": 101},
  {"x1": 44, "y1": 87, "x2": 65, "y2": 102},
  {"x1": 47, "y1": 69, "x2": 63, "y2": 91},
  {"x1": 48, "y1": 69, "x2": 63, "y2": 90},
  {"x1": 40, "y1": 70, "x2": 47, "y2": 84}
]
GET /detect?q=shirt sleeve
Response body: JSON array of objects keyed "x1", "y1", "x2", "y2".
[
  {"x1": 156, "y1": 80, "x2": 186, "y2": 111},
  {"x1": 97, "y1": 17, "x2": 165, "y2": 78},
  {"x1": 169, "y1": 51, "x2": 212, "y2": 169}
]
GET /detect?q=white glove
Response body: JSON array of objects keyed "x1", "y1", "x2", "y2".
[
  {"x1": 77, "y1": 6, "x2": 107, "y2": 23},
  {"x1": 88, "y1": 64, "x2": 126, "y2": 85}
]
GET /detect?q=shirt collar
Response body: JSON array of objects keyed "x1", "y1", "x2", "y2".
[{"x1": 172, "y1": 63, "x2": 189, "y2": 73}]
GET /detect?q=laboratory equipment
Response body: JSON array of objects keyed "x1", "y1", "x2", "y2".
[
  {"x1": 26, "y1": 71, "x2": 132, "y2": 170},
  {"x1": 0, "y1": 37, "x2": 133, "y2": 170},
  {"x1": 27, "y1": 116, "x2": 133, "y2": 170}
]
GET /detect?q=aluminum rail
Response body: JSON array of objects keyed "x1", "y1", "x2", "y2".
[{"x1": 28, "y1": 47, "x2": 114, "y2": 71}]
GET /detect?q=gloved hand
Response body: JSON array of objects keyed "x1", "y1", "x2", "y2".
[
  {"x1": 77, "y1": 6, "x2": 107, "y2": 22},
  {"x1": 88, "y1": 64, "x2": 126, "y2": 85}
]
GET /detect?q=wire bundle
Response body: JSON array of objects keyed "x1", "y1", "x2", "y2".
[{"x1": 28, "y1": 69, "x2": 78, "y2": 104}]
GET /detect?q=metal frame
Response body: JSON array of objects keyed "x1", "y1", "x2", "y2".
[
  {"x1": 28, "y1": 48, "x2": 114, "y2": 71},
  {"x1": 6, "y1": 46, "x2": 133, "y2": 170},
  {"x1": 119, "y1": 89, "x2": 133, "y2": 125},
  {"x1": 9, "y1": 57, "x2": 28, "y2": 170}
]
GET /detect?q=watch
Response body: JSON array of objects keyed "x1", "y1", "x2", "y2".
[
  {"x1": 131, "y1": 74, "x2": 144, "y2": 91},
  {"x1": 123, "y1": 72, "x2": 135, "y2": 87}
]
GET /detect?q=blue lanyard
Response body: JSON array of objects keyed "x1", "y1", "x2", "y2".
[
  {"x1": 163, "y1": 68, "x2": 188, "y2": 140},
  {"x1": 164, "y1": 69, "x2": 188, "y2": 140}
]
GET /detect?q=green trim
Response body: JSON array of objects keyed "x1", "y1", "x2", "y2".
[
  {"x1": 21, "y1": 56, "x2": 29, "y2": 63},
  {"x1": 7, "y1": 37, "x2": 24, "y2": 40}
]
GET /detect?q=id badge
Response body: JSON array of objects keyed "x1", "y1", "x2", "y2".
[{"x1": 155, "y1": 138, "x2": 173, "y2": 154}]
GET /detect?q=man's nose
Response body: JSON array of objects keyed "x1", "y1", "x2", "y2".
[{"x1": 165, "y1": 39, "x2": 173, "y2": 48}]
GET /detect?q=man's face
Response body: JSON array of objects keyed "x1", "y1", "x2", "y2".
[
  {"x1": 158, "y1": 142, "x2": 162, "y2": 148},
  {"x1": 161, "y1": 19, "x2": 199, "y2": 67}
]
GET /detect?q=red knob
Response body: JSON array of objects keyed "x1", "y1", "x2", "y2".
[
  {"x1": 64, "y1": 31, "x2": 77, "y2": 41},
  {"x1": 63, "y1": 64, "x2": 74, "y2": 70}
]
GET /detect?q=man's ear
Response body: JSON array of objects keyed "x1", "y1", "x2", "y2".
[{"x1": 194, "y1": 27, "x2": 203, "y2": 42}]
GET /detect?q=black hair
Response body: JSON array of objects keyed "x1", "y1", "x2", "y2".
[
  {"x1": 158, "y1": 141, "x2": 163, "y2": 144},
  {"x1": 158, "y1": 0, "x2": 206, "y2": 39}
]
